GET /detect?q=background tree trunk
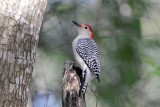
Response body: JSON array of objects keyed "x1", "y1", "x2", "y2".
[
  {"x1": 0, "y1": 0, "x2": 47, "y2": 106},
  {"x1": 62, "y1": 61, "x2": 86, "y2": 107}
]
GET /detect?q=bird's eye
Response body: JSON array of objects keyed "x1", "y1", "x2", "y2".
[{"x1": 85, "y1": 27, "x2": 87, "y2": 29}]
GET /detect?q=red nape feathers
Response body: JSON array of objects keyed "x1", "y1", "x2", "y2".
[{"x1": 84, "y1": 24, "x2": 94, "y2": 39}]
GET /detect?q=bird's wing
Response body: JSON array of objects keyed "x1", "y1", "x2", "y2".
[{"x1": 76, "y1": 38, "x2": 100, "y2": 80}]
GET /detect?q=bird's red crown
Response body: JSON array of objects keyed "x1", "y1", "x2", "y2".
[{"x1": 81, "y1": 24, "x2": 94, "y2": 39}]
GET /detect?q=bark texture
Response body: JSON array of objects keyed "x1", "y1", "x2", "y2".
[
  {"x1": 62, "y1": 61, "x2": 86, "y2": 107},
  {"x1": 0, "y1": 0, "x2": 47, "y2": 106}
]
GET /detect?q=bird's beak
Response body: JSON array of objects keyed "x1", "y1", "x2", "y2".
[{"x1": 72, "y1": 20, "x2": 81, "y2": 27}]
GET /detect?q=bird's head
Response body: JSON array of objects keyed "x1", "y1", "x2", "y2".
[{"x1": 72, "y1": 20, "x2": 94, "y2": 39}]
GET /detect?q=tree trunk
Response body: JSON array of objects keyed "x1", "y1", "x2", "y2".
[
  {"x1": 0, "y1": 0, "x2": 47, "y2": 106},
  {"x1": 62, "y1": 61, "x2": 86, "y2": 107}
]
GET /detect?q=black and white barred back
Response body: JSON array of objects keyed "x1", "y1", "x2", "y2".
[{"x1": 76, "y1": 38, "x2": 100, "y2": 82}]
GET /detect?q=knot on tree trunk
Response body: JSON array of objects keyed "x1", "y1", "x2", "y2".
[{"x1": 62, "y1": 61, "x2": 86, "y2": 107}]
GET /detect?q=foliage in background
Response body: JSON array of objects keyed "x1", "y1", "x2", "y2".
[{"x1": 30, "y1": 0, "x2": 160, "y2": 107}]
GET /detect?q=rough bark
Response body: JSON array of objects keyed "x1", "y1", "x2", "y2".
[
  {"x1": 62, "y1": 61, "x2": 86, "y2": 107},
  {"x1": 0, "y1": 0, "x2": 47, "y2": 106}
]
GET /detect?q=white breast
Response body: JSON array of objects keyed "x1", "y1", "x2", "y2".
[{"x1": 72, "y1": 36, "x2": 86, "y2": 71}]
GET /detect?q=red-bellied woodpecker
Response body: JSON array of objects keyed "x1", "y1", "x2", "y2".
[{"x1": 72, "y1": 20, "x2": 100, "y2": 98}]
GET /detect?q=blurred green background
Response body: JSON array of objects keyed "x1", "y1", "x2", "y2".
[{"x1": 28, "y1": 0, "x2": 160, "y2": 107}]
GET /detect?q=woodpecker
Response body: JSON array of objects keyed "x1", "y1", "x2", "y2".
[{"x1": 72, "y1": 20, "x2": 100, "y2": 98}]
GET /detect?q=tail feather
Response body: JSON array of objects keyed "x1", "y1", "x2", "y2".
[
  {"x1": 79, "y1": 70, "x2": 87, "y2": 98},
  {"x1": 82, "y1": 83, "x2": 88, "y2": 94},
  {"x1": 79, "y1": 82, "x2": 88, "y2": 100}
]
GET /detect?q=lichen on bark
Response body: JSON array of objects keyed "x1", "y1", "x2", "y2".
[
  {"x1": 62, "y1": 61, "x2": 86, "y2": 107},
  {"x1": 0, "y1": 0, "x2": 47, "y2": 106}
]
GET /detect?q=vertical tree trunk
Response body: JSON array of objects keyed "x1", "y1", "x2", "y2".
[
  {"x1": 62, "y1": 61, "x2": 86, "y2": 107},
  {"x1": 0, "y1": 0, "x2": 47, "y2": 106}
]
